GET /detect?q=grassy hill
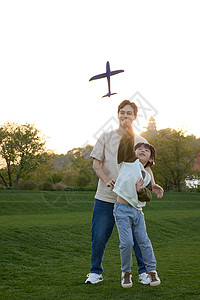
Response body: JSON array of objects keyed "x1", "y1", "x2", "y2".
[{"x1": 0, "y1": 190, "x2": 200, "y2": 299}]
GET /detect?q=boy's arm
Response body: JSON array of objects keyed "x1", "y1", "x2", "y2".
[{"x1": 145, "y1": 166, "x2": 164, "y2": 198}]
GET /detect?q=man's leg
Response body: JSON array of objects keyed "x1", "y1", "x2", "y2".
[{"x1": 90, "y1": 199, "x2": 115, "y2": 274}]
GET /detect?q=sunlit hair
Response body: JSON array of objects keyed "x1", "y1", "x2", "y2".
[
  {"x1": 135, "y1": 142, "x2": 156, "y2": 168},
  {"x1": 118, "y1": 100, "x2": 138, "y2": 119}
]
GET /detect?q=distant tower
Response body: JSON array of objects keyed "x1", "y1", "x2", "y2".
[{"x1": 147, "y1": 116, "x2": 157, "y2": 132}]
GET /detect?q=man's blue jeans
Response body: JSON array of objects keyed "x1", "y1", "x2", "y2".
[{"x1": 90, "y1": 199, "x2": 147, "y2": 274}]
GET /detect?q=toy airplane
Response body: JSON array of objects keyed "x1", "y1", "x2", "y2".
[{"x1": 89, "y1": 61, "x2": 124, "y2": 98}]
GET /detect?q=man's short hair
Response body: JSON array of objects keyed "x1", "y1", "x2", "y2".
[
  {"x1": 135, "y1": 142, "x2": 156, "y2": 168},
  {"x1": 118, "y1": 100, "x2": 138, "y2": 119}
]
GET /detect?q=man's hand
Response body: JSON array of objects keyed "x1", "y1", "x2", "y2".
[
  {"x1": 152, "y1": 183, "x2": 164, "y2": 198},
  {"x1": 106, "y1": 179, "x2": 116, "y2": 189}
]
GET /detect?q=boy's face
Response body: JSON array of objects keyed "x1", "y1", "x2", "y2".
[
  {"x1": 118, "y1": 105, "x2": 136, "y2": 129},
  {"x1": 135, "y1": 145, "x2": 152, "y2": 166}
]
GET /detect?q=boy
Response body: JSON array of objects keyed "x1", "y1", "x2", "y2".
[{"x1": 113, "y1": 120, "x2": 161, "y2": 288}]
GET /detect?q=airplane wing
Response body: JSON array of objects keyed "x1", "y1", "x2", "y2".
[
  {"x1": 110, "y1": 70, "x2": 124, "y2": 76},
  {"x1": 89, "y1": 73, "x2": 107, "y2": 81}
]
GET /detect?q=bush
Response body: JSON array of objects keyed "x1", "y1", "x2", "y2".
[
  {"x1": 20, "y1": 180, "x2": 38, "y2": 190},
  {"x1": 39, "y1": 181, "x2": 54, "y2": 191},
  {"x1": 194, "y1": 185, "x2": 200, "y2": 193},
  {"x1": 48, "y1": 173, "x2": 63, "y2": 184},
  {"x1": 54, "y1": 182, "x2": 67, "y2": 191},
  {"x1": 186, "y1": 184, "x2": 200, "y2": 193},
  {"x1": 11, "y1": 183, "x2": 21, "y2": 190},
  {"x1": 64, "y1": 186, "x2": 76, "y2": 191}
]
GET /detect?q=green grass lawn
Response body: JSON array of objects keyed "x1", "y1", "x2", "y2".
[{"x1": 0, "y1": 190, "x2": 200, "y2": 299}]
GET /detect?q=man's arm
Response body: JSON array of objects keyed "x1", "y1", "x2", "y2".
[
  {"x1": 145, "y1": 167, "x2": 164, "y2": 198},
  {"x1": 93, "y1": 159, "x2": 116, "y2": 188}
]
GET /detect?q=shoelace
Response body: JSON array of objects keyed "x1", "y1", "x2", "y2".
[
  {"x1": 147, "y1": 272, "x2": 157, "y2": 281},
  {"x1": 123, "y1": 272, "x2": 132, "y2": 283}
]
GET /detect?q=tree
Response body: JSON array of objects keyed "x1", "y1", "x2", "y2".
[
  {"x1": 70, "y1": 151, "x2": 94, "y2": 187},
  {"x1": 52, "y1": 145, "x2": 97, "y2": 188},
  {"x1": 141, "y1": 128, "x2": 200, "y2": 191},
  {"x1": 0, "y1": 122, "x2": 51, "y2": 187}
]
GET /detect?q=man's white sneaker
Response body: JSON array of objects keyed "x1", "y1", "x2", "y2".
[
  {"x1": 121, "y1": 272, "x2": 133, "y2": 288},
  {"x1": 147, "y1": 271, "x2": 161, "y2": 286},
  {"x1": 138, "y1": 272, "x2": 151, "y2": 285},
  {"x1": 85, "y1": 273, "x2": 103, "y2": 284}
]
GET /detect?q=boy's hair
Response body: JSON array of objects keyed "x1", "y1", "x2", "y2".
[
  {"x1": 118, "y1": 100, "x2": 138, "y2": 119},
  {"x1": 135, "y1": 142, "x2": 156, "y2": 168}
]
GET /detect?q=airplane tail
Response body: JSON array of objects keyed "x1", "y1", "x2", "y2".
[{"x1": 102, "y1": 92, "x2": 117, "y2": 98}]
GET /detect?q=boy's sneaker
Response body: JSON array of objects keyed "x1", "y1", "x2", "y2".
[
  {"x1": 121, "y1": 272, "x2": 133, "y2": 288},
  {"x1": 147, "y1": 271, "x2": 161, "y2": 286},
  {"x1": 138, "y1": 272, "x2": 151, "y2": 285},
  {"x1": 85, "y1": 273, "x2": 103, "y2": 284}
]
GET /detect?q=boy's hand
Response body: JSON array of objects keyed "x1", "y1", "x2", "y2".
[
  {"x1": 136, "y1": 178, "x2": 144, "y2": 192},
  {"x1": 152, "y1": 183, "x2": 164, "y2": 198}
]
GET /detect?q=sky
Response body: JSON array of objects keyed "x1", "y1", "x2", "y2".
[{"x1": 0, "y1": 0, "x2": 200, "y2": 154}]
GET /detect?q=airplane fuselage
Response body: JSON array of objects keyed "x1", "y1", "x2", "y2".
[
  {"x1": 106, "y1": 61, "x2": 111, "y2": 95},
  {"x1": 89, "y1": 61, "x2": 124, "y2": 98}
]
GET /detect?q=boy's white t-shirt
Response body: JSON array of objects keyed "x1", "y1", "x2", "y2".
[
  {"x1": 90, "y1": 129, "x2": 147, "y2": 204},
  {"x1": 113, "y1": 159, "x2": 151, "y2": 210}
]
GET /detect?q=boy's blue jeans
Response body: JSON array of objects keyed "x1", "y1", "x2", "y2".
[
  {"x1": 113, "y1": 202, "x2": 157, "y2": 273},
  {"x1": 90, "y1": 199, "x2": 147, "y2": 274}
]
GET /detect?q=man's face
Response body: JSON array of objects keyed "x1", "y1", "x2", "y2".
[
  {"x1": 135, "y1": 145, "x2": 152, "y2": 165},
  {"x1": 118, "y1": 105, "x2": 136, "y2": 128}
]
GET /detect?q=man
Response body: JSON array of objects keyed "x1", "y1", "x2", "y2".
[{"x1": 85, "y1": 100, "x2": 163, "y2": 285}]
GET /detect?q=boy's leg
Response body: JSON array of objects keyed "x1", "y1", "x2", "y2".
[
  {"x1": 133, "y1": 211, "x2": 157, "y2": 271},
  {"x1": 113, "y1": 202, "x2": 133, "y2": 273},
  {"x1": 132, "y1": 233, "x2": 147, "y2": 274},
  {"x1": 90, "y1": 199, "x2": 115, "y2": 274}
]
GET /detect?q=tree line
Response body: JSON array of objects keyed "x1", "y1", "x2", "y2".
[
  {"x1": 141, "y1": 128, "x2": 200, "y2": 191},
  {"x1": 0, "y1": 122, "x2": 200, "y2": 192}
]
